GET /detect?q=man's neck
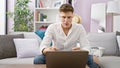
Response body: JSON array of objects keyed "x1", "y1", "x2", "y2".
[{"x1": 61, "y1": 25, "x2": 72, "y2": 36}]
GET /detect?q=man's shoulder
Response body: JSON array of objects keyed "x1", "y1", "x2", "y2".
[
  {"x1": 50, "y1": 23, "x2": 59, "y2": 26},
  {"x1": 72, "y1": 23, "x2": 85, "y2": 31},
  {"x1": 73, "y1": 23, "x2": 83, "y2": 28},
  {"x1": 47, "y1": 23, "x2": 60, "y2": 29}
]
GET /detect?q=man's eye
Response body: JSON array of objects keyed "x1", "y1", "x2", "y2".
[
  {"x1": 68, "y1": 17, "x2": 72, "y2": 19},
  {"x1": 68, "y1": 17, "x2": 71, "y2": 19},
  {"x1": 62, "y1": 17, "x2": 66, "y2": 18}
]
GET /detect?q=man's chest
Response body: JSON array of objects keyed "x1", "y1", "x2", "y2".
[{"x1": 54, "y1": 31, "x2": 79, "y2": 43}]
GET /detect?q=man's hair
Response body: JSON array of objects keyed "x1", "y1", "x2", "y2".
[{"x1": 59, "y1": 4, "x2": 74, "y2": 13}]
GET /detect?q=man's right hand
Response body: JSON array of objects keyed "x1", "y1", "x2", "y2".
[{"x1": 42, "y1": 46, "x2": 58, "y2": 55}]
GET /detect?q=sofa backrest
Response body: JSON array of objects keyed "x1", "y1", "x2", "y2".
[
  {"x1": 9, "y1": 32, "x2": 42, "y2": 45},
  {"x1": 87, "y1": 32, "x2": 119, "y2": 56},
  {"x1": 0, "y1": 34, "x2": 24, "y2": 59}
]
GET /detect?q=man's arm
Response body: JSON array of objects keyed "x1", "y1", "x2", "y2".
[
  {"x1": 79, "y1": 25, "x2": 91, "y2": 52},
  {"x1": 39, "y1": 24, "x2": 54, "y2": 54}
]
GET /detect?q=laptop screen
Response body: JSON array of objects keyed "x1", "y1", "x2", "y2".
[{"x1": 46, "y1": 51, "x2": 88, "y2": 68}]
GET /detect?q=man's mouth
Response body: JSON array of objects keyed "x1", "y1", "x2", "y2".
[{"x1": 65, "y1": 23, "x2": 69, "y2": 26}]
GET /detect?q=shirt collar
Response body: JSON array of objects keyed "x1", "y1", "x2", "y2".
[{"x1": 58, "y1": 23, "x2": 74, "y2": 37}]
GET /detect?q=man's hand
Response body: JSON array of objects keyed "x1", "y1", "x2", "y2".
[
  {"x1": 72, "y1": 47, "x2": 80, "y2": 51},
  {"x1": 42, "y1": 46, "x2": 58, "y2": 55}
]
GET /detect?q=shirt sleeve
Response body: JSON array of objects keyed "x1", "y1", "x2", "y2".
[
  {"x1": 79, "y1": 25, "x2": 91, "y2": 52},
  {"x1": 39, "y1": 24, "x2": 54, "y2": 54}
]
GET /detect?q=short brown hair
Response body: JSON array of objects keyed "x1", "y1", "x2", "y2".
[{"x1": 59, "y1": 4, "x2": 74, "y2": 13}]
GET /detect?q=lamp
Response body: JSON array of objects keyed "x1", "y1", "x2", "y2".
[
  {"x1": 107, "y1": 1, "x2": 120, "y2": 32},
  {"x1": 72, "y1": 14, "x2": 81, "y2": 24},
  {"x1": 107, "y1": 1, "x2": 120, "y2": 15}
]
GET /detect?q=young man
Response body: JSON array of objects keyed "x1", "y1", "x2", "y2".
[{"x1": 34, "y1": 4, "x2": 100, "y2": 68}]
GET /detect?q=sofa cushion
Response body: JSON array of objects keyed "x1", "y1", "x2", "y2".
[
  {"x1": 116, "y1": 36, "x2": 120, "y2": 56},
  {"x1": 0, "y1": 34, "x2": 24, "y2": 59},
  {"x1": 35, "y1": 30, "x2": 46, "y2": 39},
  {"x1": 0, "y1": 45, "x2": 3, "y2": 59},
  {"x1": 0, "y1": 57, "x2": 33, "y2": 64},
  {"x1": 117, "y1": 36, "x2": 120, "y2": 50},
  {"x1": 99, "y1": 56, "x2": 120, "y2": 68},
  {"x1": 35, "y1": 30, "x2": 52, "y2": 46},
  {"x1": 87, "y1": 32, "x2": 118, "y2": 56},
  {"x1": 13, "y1": 38, "x2": 40, "y2": 58},
  {"x1": 9, "y1": 32, "x2": 42, "y2": 45},
  {"x1": 116, "y1": 31, "x2": 120, "y2": 56},
  {"x1": 116, "y1": 31, "x2": 120, "y2": 36}
]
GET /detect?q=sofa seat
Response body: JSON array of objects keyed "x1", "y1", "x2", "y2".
[
  {"x1": 99, "y1": 56, "x2": 120, "y2": 68},
  {"x1": 0, "y1": 57, "x2": 34, "y2": 64}
]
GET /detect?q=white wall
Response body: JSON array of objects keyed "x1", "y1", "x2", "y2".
[
  {"x1": 114, "y1": 16, "x2": 120, "y2": 32},
  {"x1": 0, "y1": 0, "x2": 6, "y2": 35},
  {"x1": 7, "y1": 0, "x2": 15, "y2": 33},
  {"x1": 113, "y1": 1, "x2": 120, "y2": 32}
]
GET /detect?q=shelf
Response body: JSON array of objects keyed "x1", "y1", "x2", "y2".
[
  {"x1": 35, "y1": 8, "x2": 59, "y2": 10},
  {"x1": 34, "y1": 0, "x2": 59, "y2": 31},
  {"x1": 35, "y1": 21, "x2": 56, "y2": 23}
]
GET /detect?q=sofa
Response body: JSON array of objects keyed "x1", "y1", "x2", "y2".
[
  {"x1": 87, "y1": 32, "x2": 120, "y2": 68},
  {"x1": 0, "y1": 32, "x2": 120, "y2": 68},
  {"x1": 0, "y1": 32, "x2": 42, "y2": 64}
]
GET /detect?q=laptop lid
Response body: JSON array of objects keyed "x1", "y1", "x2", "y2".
[{"x1": 46, "y1": 51, "x2": 88, "y2": 68}]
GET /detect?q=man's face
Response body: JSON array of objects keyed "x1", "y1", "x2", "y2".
[{"x1": 59, "y1": 12, "x2": 73, "y2": 29}]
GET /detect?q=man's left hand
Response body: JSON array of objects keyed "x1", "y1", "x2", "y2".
[{"x1": 72, "y1": 47, "x2": 80, "y2": 51}]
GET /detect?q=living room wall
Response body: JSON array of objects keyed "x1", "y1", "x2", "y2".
[
  {"x1": 7, "y1": 0, "x2": 114, "y2": 33},
  {"x1": 0, "y1": 0, "x2": 6, "y2": 35},
  {"x1": 72, "y1": 0, "x2": 112, "y2": 32}
]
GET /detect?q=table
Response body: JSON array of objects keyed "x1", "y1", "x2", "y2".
[{"x1": 0, "y1": 64, "x2": 46, "y2": 68}]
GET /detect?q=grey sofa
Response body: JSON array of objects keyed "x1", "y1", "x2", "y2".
[
  {"x1": 0, "y1": 32, "x2": 120, "y2": 68},
  {"x1": 87, "y1": 32, "x2": 120, "y2": 68}
]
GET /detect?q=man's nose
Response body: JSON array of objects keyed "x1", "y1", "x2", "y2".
[{"x1": 64, "y1": 18, "x2": 69, "y2": 22}]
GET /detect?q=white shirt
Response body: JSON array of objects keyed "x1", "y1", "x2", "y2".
[{"x1": 40, "y1": 23, "x2": 90, "y2": 54}]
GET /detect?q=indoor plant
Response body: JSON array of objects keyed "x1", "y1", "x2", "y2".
[
  {"x1": 7, "y1": 0, "x2": 33, "y2": 32},
  {"x1": 43, "y1": 14, "x2": 47, "y2": 22}
]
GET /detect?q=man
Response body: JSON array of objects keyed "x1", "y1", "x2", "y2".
[{"x1": 34, "y1": 4, "x2": 100, "y2": 68}]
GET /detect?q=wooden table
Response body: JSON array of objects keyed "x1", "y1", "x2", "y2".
[{"x1": 0, "y1": 64, "x2": 46, "y2": 68}]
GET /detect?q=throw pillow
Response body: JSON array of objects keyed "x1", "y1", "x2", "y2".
[
  {"x1": 35, "y1": 30, "x2": 52, "y2": 46},
  {"x1": 116, "y1": 31, "x2": 120, "y2": 36},
  {"x1": 116, "y1": 31, "x2": 120, "y2": 56},
  {"x1": 0, "y1": 34, "x2": 24, "y2": 59},
  {"x1": 23, "y1": 32, "x2": 42, "y2": 45},
  {"x1": 35, "y1": 30, "x2": 46, "y2": 39},
  {"x1": 0, "y1": 47, "x2": 3, "y2": 59},
  {"x1": 90, "y1": 47, "x2": 105, "y2": 57},
  {"x1": 9, "y1": 32, "x2": 42, "y2": 46},
  {"x1": 13, "y1": 38, "x2": 40, "y2": 58},
  {"x1": 117, "y1": 36, "x2": 120, "y2": 50}
]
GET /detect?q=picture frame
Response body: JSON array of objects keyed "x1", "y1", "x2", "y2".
[{"x1": 53, "y1": 0, "x2": 66, "y2": 8}]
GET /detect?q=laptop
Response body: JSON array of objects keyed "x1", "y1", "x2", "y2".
[{"x1": 46, "y1": 51, "x2": 88, "y2": 68}]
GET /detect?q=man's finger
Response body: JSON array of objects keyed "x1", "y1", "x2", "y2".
[{"x1": 72, "y1": 47, "x2": 80, "y2": 50}]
